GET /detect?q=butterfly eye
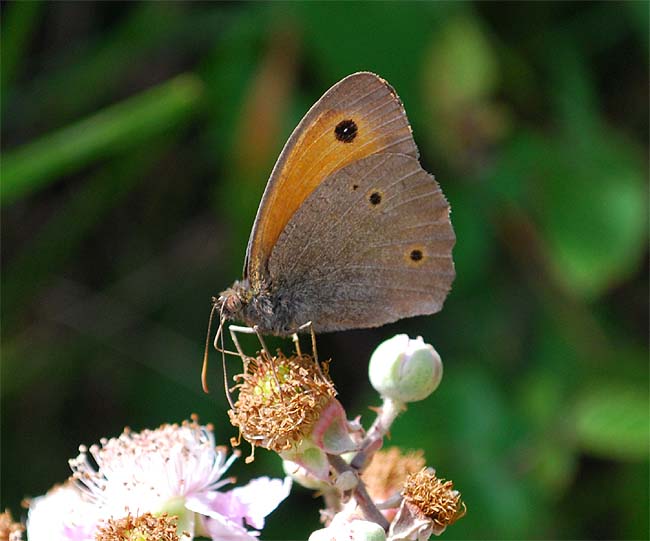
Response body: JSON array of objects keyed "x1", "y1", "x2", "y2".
[{"x1": 334, "y1": 119, "x2": 358, "y2": 143}]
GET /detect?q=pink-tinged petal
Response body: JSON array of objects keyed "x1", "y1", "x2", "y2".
[
  {"x1": 187, "y1": 491, "x2": 246, "y2": 522},
  {"x1": 311, "y1": 399, "x2": 357, "y2": 454},
  {"x1": 229, "y1": 476, "x2": 292, "y2": 529},
  {"x1": 27, "y1": 483, "x2": 98, "y2": 541},
  {"x1": 187, "y1": 477, "x2": 292, "y2": 532},
  {"x1": 194, "y1": 511, "x2": 259, "y2": 541},
  {"x1": 61, "y1": 524, "x2": 96, "y2": 541}
]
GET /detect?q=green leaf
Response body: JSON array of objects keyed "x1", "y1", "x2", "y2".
[
  {"x1": 1, "y1": 74, "x2": 204, "y2": 205},
  {"x1": 495, "y1": 129, "x2": 647, "y2": 299},
  {"x1": 573, "y1": 385, "x2": 649, "y2": 461},
  {"x1": 4, "y1": 3, "x2": 224, "y2": 128},
  {"x1": 1, "y1": 143, "x2": 170, "y2": 330},
  {"x1": 540, "y1": 136, "x2": 647, "y2": 299},
  {"x1": 442, "y1": 184, "x2": 496, "y2": 292},
  {"x1": 424, "y1": 14, "x2": 499, "y2": 110},
  {"x1": 295, "y1": 1, "x2": 450, "y2": 106},
  {"x1": 0, "y1": 0, "x2": 43, "y2": 94}
]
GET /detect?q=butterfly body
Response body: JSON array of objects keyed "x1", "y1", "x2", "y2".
[
  {"x1": 217, "y1": 73, "x2": 455, "y2": 336},
  {"x1": 219, "y1": 279, "x2": 304, "y2": 335}
]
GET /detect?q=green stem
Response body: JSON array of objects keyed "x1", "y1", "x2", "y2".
[{"x1": 1, "y1": 73, "x2": 203, "y2": 205}]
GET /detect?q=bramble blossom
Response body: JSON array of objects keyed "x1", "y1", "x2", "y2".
[{"x1": 27, "y1": 417, "x2": 290, "y2": 540}]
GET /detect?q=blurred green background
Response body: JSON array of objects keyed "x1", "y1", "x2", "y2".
[{"x1": 2, "y1": 2, "x2": 648, "y2": 539}]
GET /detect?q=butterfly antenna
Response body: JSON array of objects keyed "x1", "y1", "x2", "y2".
[{"x1": 201, "y1": 298, "x2": 219, "y2": 394}]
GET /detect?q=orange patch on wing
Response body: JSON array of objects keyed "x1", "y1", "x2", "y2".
[{"x1": 246, "y1": 73, "x2": 417, "y2": 285}]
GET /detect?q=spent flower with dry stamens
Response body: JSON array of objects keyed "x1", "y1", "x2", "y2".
[
  {"x1": 228, "y1": 350, "x2": 356, "y2": 479},
  {"x1": 362, "y1": 448, "x2": 426, "y2": 521},
  {"x1": 229, "y1": 351, "x2": 336, "y2": 453},
  {"x1": 0, "y1": 509, "x2": 24, "y2": 541},
  {"x1": 389, "y1": 468, "x2": 465, "y2": 540},
  {"x1": 95, "y1": 512, "x2": 180, "y2": 541}
]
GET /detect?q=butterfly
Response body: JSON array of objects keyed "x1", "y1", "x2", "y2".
[{"x1": 216, "y1": 72, "x2": 455, "y2": 337}]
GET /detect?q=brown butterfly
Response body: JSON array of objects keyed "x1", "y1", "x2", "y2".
[{"x1": 216, "y1": 72, "x2": 455, "y2": 336}]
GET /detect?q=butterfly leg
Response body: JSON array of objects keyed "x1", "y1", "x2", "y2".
[
  {"x1": 296, "y1": 321, "x2": 318, "y2": 364},
  {"x1": 291, "y1": 332, "x2": 303, "y2": 357},
  {"x1": 227, "y1": 324, "x2": 272, "y2": 361},
  {"x1": 252, "y1": 325, "x2": 272, "y2": 360},
  {"x1": 226, "y1": 325, "x2": 253, "y2": 362},
  {"x1": 295, "y1": 321, "x2": 325, "y2": 379}
]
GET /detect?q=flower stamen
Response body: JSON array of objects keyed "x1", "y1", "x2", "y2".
[{"x1": 228, "y1": 350, "x2": 336, "y2": 455}]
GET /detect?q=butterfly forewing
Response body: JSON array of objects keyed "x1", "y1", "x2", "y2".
[{"x1": 245, "y1": 72, "x2": 417, "y2": 287}]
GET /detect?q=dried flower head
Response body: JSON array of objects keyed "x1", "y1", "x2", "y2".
[
  {"x1": 0, "y1": 509, "x2": 24, "y2": 541},
  {"x1": 389, "y1": 467, "x2": 465, "y2": 538},
  {"x1": 362, "y1": 448, "x2": 426, "y2": 503},
  {"x1": 95, "y1": 512, "x2": 180, "y2": 541},
  {"x1": 402, "y1": 468, "x2": 465, "y2": 528},
  {"x1": 228, "y1": 350, "x2": 336, "y2": 454}
]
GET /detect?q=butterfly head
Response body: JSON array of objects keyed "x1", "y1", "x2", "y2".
[
  {"x1": 217, "y1": 280, "x2": 252, "y2": 322},
  {"x1": 216, "y1": 279, "x2": 290, "y2": 334}
]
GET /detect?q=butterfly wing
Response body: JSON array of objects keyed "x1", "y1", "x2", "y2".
[
  {"x1": 267, "y1": 152, "x2": 455, "y2": 332},
  {"x1": 245, "y1": 72, "x2": 417, "y2": 287}
]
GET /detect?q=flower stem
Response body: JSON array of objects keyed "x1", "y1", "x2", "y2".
[
  {"x1": 351, "y1": 397, "x2": 405, "y2": 471},
  {"x1": 327, "y1": 454, "x2": 389, "y2": 531}
]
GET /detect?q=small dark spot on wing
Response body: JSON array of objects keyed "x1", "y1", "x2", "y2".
[
  {"x1": 410, "y1": 249, "x2": 423, "y2": 262},
  {"x1": 335, "y1": 119, "x2": 358, "y2": 143}
]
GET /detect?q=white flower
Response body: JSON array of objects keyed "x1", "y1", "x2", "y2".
[
  {"x1": 28, "y1": 417, "x2": 291, "y2": 540},
  {"x1": 26, "y1": 482, "x2": 98, "y2": 541},
  {"x1": 69, "y1": 417, "x2": 237, "y2": 523},
  {"x1": 309, "y1": 518, "x2": 386, "y2": 541}
]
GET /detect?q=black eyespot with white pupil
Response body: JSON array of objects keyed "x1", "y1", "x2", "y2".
[
  {"x1": 410, "y1": 249, "x2": 423, "y2": 262},
  {"x1": 369, "y1": 192, "x2": 382, "y2": 205},
  {"x1": 335, "y1": 119, "x2": 358, "y2": 143}
]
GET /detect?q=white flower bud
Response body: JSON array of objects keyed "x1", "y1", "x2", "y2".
[
  {"x1": 309, "y1": 519, "x2": 386, "y2": 541},
  {"x1": 369, "y1": 335, "x2": 443, "y2": 403}
]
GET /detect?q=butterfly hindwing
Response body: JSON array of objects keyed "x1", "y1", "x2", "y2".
[{"x1": 268, "y1": 152, "x2": 455, "y2": 332}]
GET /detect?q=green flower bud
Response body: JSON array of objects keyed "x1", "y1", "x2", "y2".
[
  {"x1": 280, "y1": 437, "x2": 331, "y2": 481},
  {"x1": 282, "y1": 458, "x2": 330, "y2": 490},
  {"x1": 369, "y1": 335, "x2": 443, "y2": 403}
]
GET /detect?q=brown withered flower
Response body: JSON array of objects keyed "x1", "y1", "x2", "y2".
[
  {"x1": 361, "y1": 447, "x2": 426, "y2": 522},
  {"x1": 362, "y1": 447, "x2": 426, "y2": 502},
  {"x1": 228, "y1": 350, "x2": 336, "y2": 458},
  {"x1": 390, "y1": 468, "x2": 466, "y2": 539},
  {"x1": 95, "y1": 512, "x2": 179, "y2": 541},
  {"x1": 0, "y1": 509, "x2": 24, "y2": 541}
]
